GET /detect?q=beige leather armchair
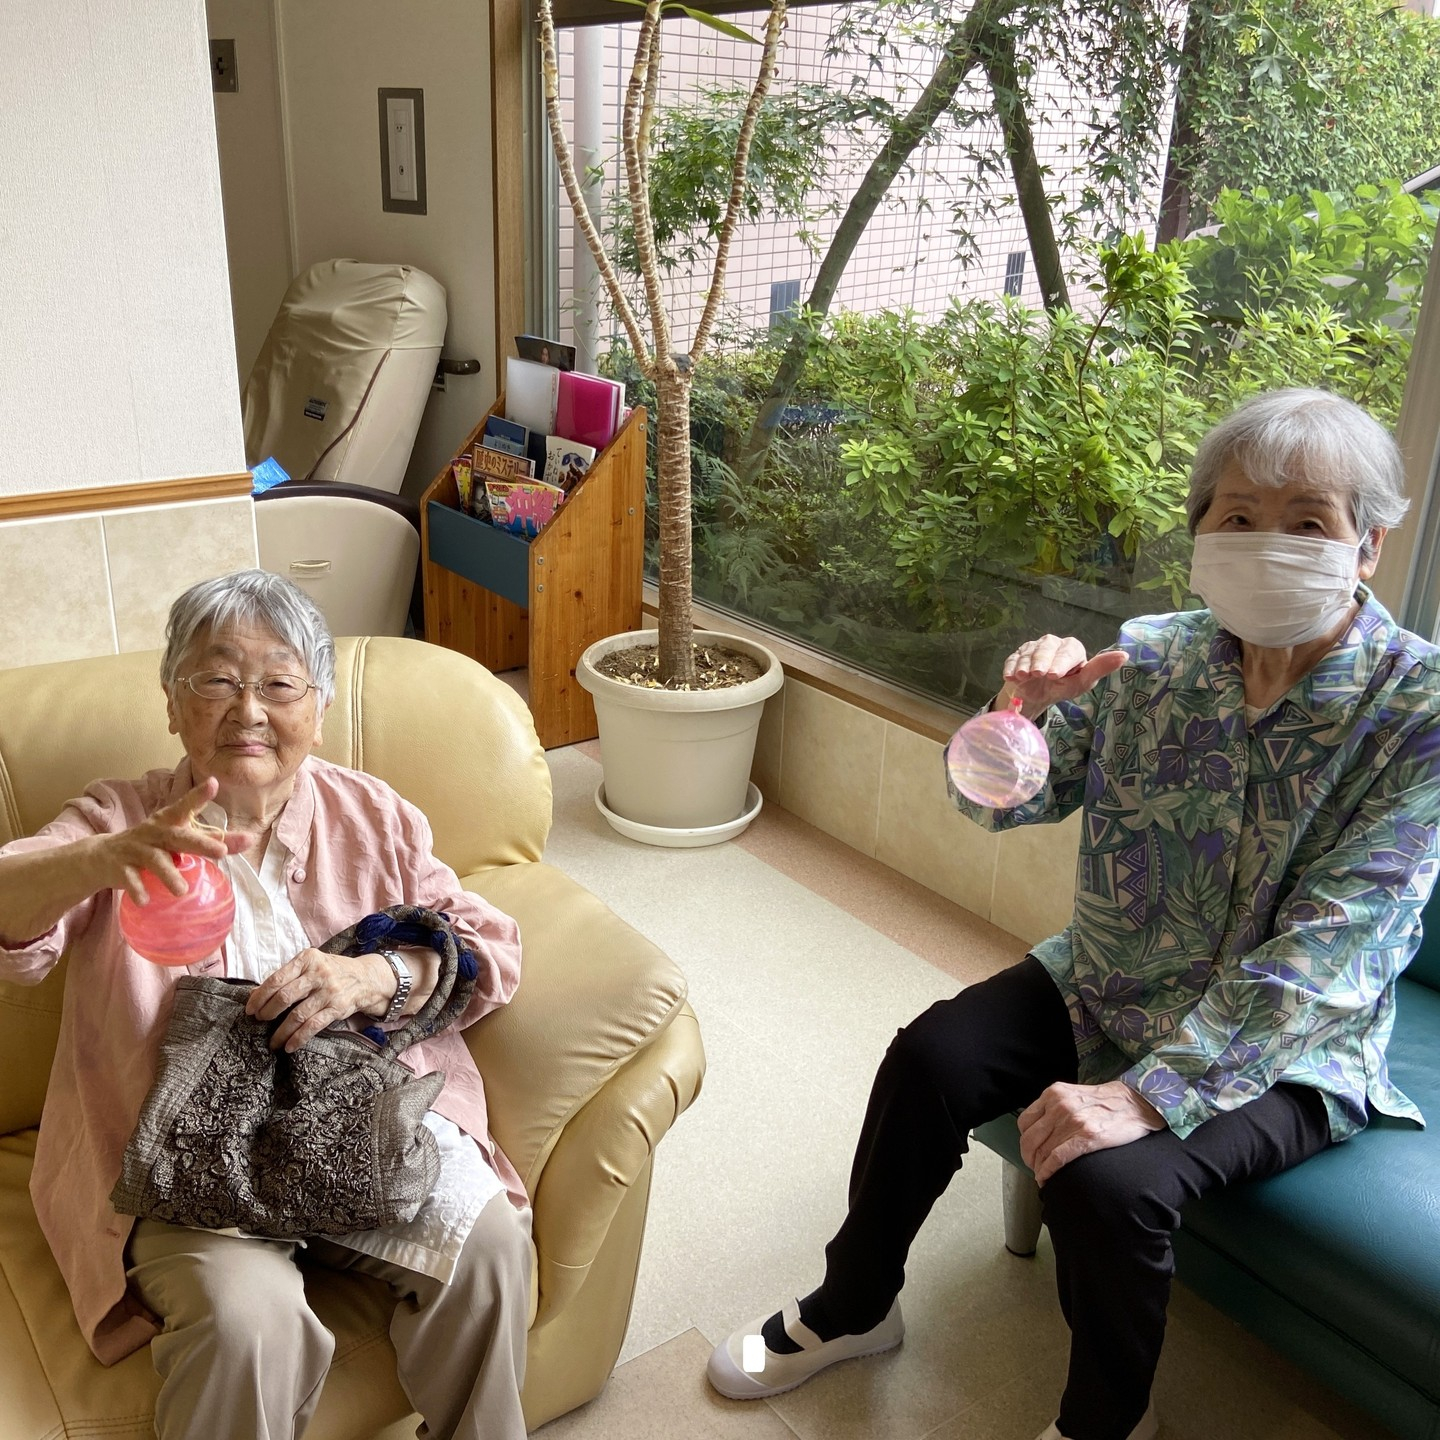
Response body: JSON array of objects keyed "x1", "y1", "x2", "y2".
[{"x1": 0, "y1": 636, "x2": 705, "y2": 1438}]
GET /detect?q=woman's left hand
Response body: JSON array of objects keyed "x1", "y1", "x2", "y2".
[
  {"x1": 1018, "y1": 1080, "x2": 1166, "y2": 1186},
  {"x1": 245, "y1": 949, "x2": 393, "y2": 1052}
]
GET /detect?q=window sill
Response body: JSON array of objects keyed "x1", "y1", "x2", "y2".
[{"x1": 640, "y1": 585, "x2": 967, "y2": 746}]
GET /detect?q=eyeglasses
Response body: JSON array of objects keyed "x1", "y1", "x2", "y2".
[{"x1": 181, "y1": 672, "x2": 315, "y2": 705}]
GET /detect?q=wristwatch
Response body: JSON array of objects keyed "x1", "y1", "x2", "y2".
[{"x1": 376, "y1": 949, "x2": 412, "y2": 1024}]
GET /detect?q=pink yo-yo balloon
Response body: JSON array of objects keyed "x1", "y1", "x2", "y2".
[
  {"x1": 118, "y1": 851, "x2": 235, "y2": 966},
  {"x1": 945, "y1": 695, "x2": 1050, "y2": 808}
]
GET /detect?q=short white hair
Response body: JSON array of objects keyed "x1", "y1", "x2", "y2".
[
  {"x1": 1186, "y1": 389, "x2": 1409, "y2": 561},
  {"x1": 161, "y1": 570, "x2": 336, "y2": 704}
]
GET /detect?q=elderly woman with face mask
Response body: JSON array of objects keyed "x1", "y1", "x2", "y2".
[
  {"x1": 0, "y1": 571, "x2": 530, "y2": 1440},
  {"x1": 708, "y1": 388, "x2": 1440, "y2": 1440}
]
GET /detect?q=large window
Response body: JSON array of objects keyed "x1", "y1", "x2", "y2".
[{"x1": 547, "y1": 0, "x2": 1440, "y2": 709}]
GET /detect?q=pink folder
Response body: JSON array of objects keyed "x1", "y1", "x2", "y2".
[{"x1": 555, "y1": 371, "x2": 623, "y2": 451}]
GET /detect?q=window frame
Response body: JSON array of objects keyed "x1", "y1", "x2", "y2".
[
  {"x1": 503, "y1": 1, "x2": 1440, "y2": 711},
  {"x1": 552, "y1": 0, "x2": 836, "y2": 26},
  {"x1": 1372, "y1": 233, "x2": 1440, "y2": 635}
]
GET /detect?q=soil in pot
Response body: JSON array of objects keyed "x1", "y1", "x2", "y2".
[{"x1": 595, "y1": 640, "x2": 765, "y2": 691}]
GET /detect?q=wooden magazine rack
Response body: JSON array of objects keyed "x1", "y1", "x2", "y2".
[{"x1": 420, "y1": 398, "x2": 646, "y2": 748}]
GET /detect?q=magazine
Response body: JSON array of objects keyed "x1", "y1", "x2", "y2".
[
  {"x1": 484, "y1": 414, "x2": 529, "y2": 456},
  {"x1": 472, "y1": 443, "x2": 536, "y2": 482},
  {"x1": 515, "y1": 334, "x2": 577, "y2": 372},
  {"x1": 486, "y1": 479, "x2": 566, "y2": 538},
  {"x1": 542, "y1": 434, "x2": 597, "y2": 491}
]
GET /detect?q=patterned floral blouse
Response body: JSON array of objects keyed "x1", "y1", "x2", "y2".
[{"x1": 949, "y1": 587, "x2": 1440, "y2": 1142}]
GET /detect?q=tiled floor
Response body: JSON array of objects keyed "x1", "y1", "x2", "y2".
[{"x1": 530, "y1": 739, "x2": 1392, "y2": 1440}]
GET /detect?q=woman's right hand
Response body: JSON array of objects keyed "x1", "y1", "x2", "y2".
[
  {"x1": 102, "y1": 777, "x2": 250, "y2": 905},
  {"x1": 998, "y1": 635, "x2": 1127, "y2": 719}
]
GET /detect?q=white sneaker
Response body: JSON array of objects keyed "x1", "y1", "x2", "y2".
[
  {"x1": 1035, "y1": 1401, "x2": 1158, "y2": 1440},
  {"x1": 706, "y1": 1297, "x2": 904, "y2": 1400}
]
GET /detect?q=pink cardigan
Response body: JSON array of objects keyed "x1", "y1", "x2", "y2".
[{"x1": 0, "y1": 756, "x2": 525, "y2": 1365}]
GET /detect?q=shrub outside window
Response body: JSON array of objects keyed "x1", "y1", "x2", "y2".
[{"x1": 547, "y1": 0, "x2": 1440, "y2": 710}]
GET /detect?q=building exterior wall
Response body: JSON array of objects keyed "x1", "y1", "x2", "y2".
[{"x1": 554, "y1": 5, "x2": 1168, "y2": 352}]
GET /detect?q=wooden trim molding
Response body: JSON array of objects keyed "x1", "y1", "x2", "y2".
[
  {"x1": 491, "y1": 0, "x2": 527, "y2": 386},
  {"x1": 0, "y1": 473, "x2": 253, "y2": 523}
]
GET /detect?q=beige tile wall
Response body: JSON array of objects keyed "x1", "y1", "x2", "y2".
[
  {"x1": 0, "y1": 498, "x2": 257, "y2": 670},
  {"x1": 753, "y1": 675, "x2": 1081, "y2": 947}
]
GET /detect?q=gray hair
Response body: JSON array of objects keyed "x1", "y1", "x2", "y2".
[
  {"x1": 1186, "y1": 388, "x2": 1409, "y2": 561},
  {"x1": 161, "y1": 570, "x2": 336, "y2": 705}
]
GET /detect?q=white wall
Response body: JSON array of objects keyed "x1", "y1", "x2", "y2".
[
  {"x1": 0, "y1": 0, "x2": 246, "y2": 495},
  {"x1": 0, "y1": 0, "x2": 257, "y2": 669},
  {"x1": 274, "y1": 0, "x2": 498, "y2": 499},
  {"x1": 206, "y1": 0, "x2": 295, "y2": 384}
]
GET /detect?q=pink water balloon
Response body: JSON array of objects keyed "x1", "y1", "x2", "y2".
[
  {"x1": 118, "y1": 851, "x2": 235, "y2": 967},
  {"x1": 945, "y1": 695, "x2": 1050, "y2": 808}
]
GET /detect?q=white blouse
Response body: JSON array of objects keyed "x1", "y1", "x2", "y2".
[{"x1": 215, "y1": 816, "x2": 504, "y2": 1283}]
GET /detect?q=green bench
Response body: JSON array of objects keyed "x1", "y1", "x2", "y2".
[{"x1": 974, "y1": 901, "x2": 1440, "y2": 1439}]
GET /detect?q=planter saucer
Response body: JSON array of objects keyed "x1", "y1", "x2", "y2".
[{"x1": 594, "y1": 781, "x2": 764, "y2": 849}]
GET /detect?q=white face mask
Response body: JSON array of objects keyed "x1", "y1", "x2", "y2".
[{"x1": 1188, "y1": 532, "x2": 1361, "y2": 649}]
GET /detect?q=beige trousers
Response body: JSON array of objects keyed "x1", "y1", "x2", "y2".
[{"x1": 125, "y1": 1192, "x2": 530, "y2": 1440}]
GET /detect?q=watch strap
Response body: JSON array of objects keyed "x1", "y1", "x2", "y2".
[{"x1": 376, "y1": 948, "x2": 412, "y2": 1025}]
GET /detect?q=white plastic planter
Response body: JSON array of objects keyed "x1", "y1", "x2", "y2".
[{"x1": 577, "y1": 629, "x2": 785, "y2": 846}]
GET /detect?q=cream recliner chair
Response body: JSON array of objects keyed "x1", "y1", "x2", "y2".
[
  {"x1": 245, "y1": 260, "x2": 448, "y2": 637},
  {"x1": 0, "y1": 636, "x2": 705, "y2": 1437},
  {"x1": 243, "y1": 260, "x2": 446, "y2": 494},
  {"x1": 255, "y1": 483, "x2": 422, "y2": 637}
]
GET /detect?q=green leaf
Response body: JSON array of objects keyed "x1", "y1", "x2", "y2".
[
  {"x1": 604, "y1": 0, "x2": 758, "y2": 36},
  {"x1": 670, "y1": 5, "x2": 759, "y2": 40}
]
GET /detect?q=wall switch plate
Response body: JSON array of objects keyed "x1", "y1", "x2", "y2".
[
  {"x1": 386, "y1": 96, "x2": 418, "y2": 200},
  {"x1": 378, "y1": 88, "x2": 426, "y2": 215},
  {"x1": 211, "y1": 38, "x2": 238, "y2": 93}
]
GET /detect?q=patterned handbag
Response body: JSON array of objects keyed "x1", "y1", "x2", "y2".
[{"x1": 110, "y1": 905, "x2": 481, "y2": 1239}]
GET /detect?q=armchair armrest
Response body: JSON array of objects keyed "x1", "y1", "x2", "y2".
[
  {"x1": 528, "y1": 1003, "x2": 701, "y2": 1325},
  {"x1": 461, "y1": 862, "x2": 705, "y2": 1322}
]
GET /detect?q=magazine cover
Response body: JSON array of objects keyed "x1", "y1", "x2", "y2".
[
  {"x1": 452, "y1": 452, "x2": 474, "y2": 514},
  {"x1": 471, "y1": 443, "x2": 536, "y2": 482},
  {"x1": 515, "y1": 334, "x2": 577, "y2": 372},
  {"x1": 542, "y1": 434, "x2": 597, "y2": 491},
  {"x1": 484, "y1": 414, "x2": 529, "y2": 456},
  {"x1": 486, "y1": 479, "x2": 565, "y2": 538}
]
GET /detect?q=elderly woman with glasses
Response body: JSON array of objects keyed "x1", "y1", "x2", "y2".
[
  {"x1": 0, "y1": 570, "x2": 530, "y2": 1440},
  {"x1": 709, "y1": 388, "x2": 1440, "y2": 1440}
]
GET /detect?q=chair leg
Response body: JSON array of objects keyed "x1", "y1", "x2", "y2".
[{"x1": 1002, "y1": 1161, "x2": 1043, "y2": 1256}]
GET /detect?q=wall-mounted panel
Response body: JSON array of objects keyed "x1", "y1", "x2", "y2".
[
  {"x1": 0, "y1": 517, "x2": 116, "y2": 668},
  {"x1": 0, "y1": 489, "x2": 258, "y2": 675},
  {"x1": 105, "y1": 498, "x2": 259, "y2": 653}
]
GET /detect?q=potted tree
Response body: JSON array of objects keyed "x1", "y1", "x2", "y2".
[{"x1": 538, "y1": 0, "x2": 787, "y2": 845}]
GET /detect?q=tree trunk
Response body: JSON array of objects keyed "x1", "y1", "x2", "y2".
[
  {"x1": 732, "y1": 0, "x2": 1021, "y2": 489},
  {"x1": 982, "y1": 28, "x2": 1070, "y2": 312},
  {"x1": 654, "y1": 369, "x2": 696, "y2": 684},
  {"x1": 1156, "y1": 1, "x2": 1206, "y2": 243}
]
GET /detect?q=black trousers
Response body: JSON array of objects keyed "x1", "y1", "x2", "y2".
[{"x1": 818, "y1": 957, "x2": 1332, "y2": 1440}]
